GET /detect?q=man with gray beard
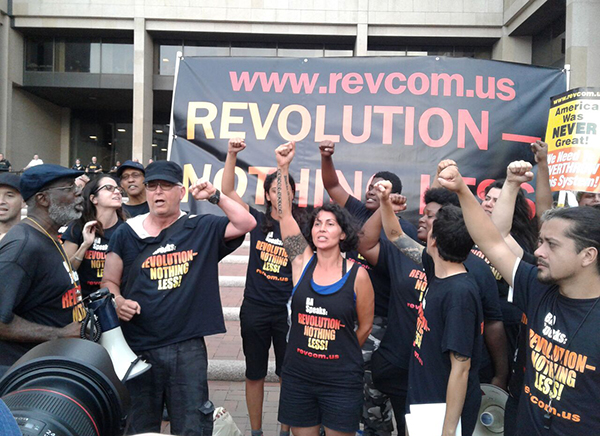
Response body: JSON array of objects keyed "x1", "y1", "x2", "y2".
[{"x1": 0, "y1": 165, "x2": 86, "y2": 377}]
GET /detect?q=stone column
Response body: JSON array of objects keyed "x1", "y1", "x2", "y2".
[
  {"x1": 132, "y1": 17, "x2": 153, "y2": 163},
  {"x1": 566, "y1": 0, "x2": 600, "y2": 88},
  {"x1": 0, "y1": 6, "x2": 9, "y2": 154}
]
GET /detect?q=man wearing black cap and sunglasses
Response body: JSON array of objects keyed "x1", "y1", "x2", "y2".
[
  {"x1": 0, "y1": 164, "x2": 87, "y2": 377},
  {"x1": 118, "y1": 160, "x2": 150, "y2": 218},
  {"x1": 103, "y1": 160, "x2": 256, "y2": 436}
]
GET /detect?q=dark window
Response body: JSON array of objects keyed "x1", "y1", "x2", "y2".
[{"x1": 26, "y1": 39, "x2": 54, "y2": 71}]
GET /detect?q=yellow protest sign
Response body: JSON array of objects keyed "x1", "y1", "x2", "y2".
[{"x1": 545, "y1": 87, "x2": 600, "y2": 192}]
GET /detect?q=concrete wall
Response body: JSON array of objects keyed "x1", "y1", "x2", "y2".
[
  {"x1": 566, "y1": 0, "x2": 600, "y2": 88},
  {"x1": 10, "y1": 87, "x2": 63, "y2": 169}
]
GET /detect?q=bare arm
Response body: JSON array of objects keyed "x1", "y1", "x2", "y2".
[
  {"x1": 491, "y1": 161, "x2": 535, "y2": 258},
  {"x1": 357, "y1": 209, "x2": 382, "y2": 266},
  {"x1": 438, "y1": 163, "x2": 519, "y2": 287},
  {"x1": 319, "y1": 140, "x2": 350, "y2": 206},
  {"x1": 63, "y1": 221, "x2": 97, "y2": 269},
  {"x1": 442, "y1": 352, "x2": 471, "y2": 436},
  {"x1": 531, "y1": 141, "x2": 553, "y2": 218},
  {"x1": 276, "y1": 142, "x2": 313, "y2": 283},
  {"x1": 189, "y1": 179, "x2": 256, "y2": 241},
  {"x1": 222, "y1": 138, "x2": 249, "y2": 211},
  {"x1": 375, "y1": 181, "x2": 424, "y2": 265},
  {"x1": 0, "y1": 315, "x2": 80, "y2": 343},
  {"x1": 484, "y1": 320, "x2": 509, "y2": 391},
  {"x1": 354, "y1": 266, "x2": 374, "y2": 347},
  {"x1": 101, "y1": 252, "x2": 141, "y2": 321}
]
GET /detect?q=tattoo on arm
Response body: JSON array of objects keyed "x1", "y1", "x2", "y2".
[
  {"x1": 283, "y1": 234, "x2": 309, "y2": 262},
  {"x1": 284, "y1": 174, "x2": 292, "y2": 210},
  {"x1": 276, "y1": 169, "x2": 283, "y2": 216},
  {"x1": 391, "y1": 234, "x2": 424, "y2": 265},
  {"x1": 451, "y1": 351, "x2": 470, "y2": 362}
]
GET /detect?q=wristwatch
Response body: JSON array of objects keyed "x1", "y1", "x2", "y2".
[{"x1": 208, "y1": 189, "x2": 221, "y2": 205}]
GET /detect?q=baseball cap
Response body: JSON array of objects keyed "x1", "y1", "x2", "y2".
[
  {"x1": 20, "y1": 164, "x2": 83, "y2": 201},
  {"x1": 116, "y1": 160, "x2": 145, "y2": 178},
  {"x1": 144, "y1": 161, "x2": 183, "y2": 185},
  {"x1": 0, "y1": 173, "x2": 20, "y2": 193}
]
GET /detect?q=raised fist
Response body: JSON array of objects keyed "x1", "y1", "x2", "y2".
[
  {"x1": 275, "y1": 142, "x2": 296, "y2": 167},
  {"x1": 190, "y1": 178, "x2": 217, "y2": 201},
  {"x1": 228, "y1": 138, "x2": 246, "y2": 154},
  {"x1": 506, "y1": 160, "x2": 534, "y2": 184},
  {"x1": 319, "y1": 140, "x2": 336, "y2": 158}
]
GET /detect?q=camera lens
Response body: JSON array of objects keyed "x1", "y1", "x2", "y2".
[{"x1": 0, "y1": 338, "x2": 130, "y2": 436}]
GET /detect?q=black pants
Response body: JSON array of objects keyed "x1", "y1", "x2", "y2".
[
  {"x1": 371, "y1": 350, "x2": 409, "y2": 435},
  {"x1": 125, "y1": 337, "x2": 214, "y2": 436}
]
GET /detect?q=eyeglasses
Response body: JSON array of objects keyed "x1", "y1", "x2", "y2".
[
  {"x1": 95, "y1": 184, "x2": 125, "y2": 195},
  {"x1": 42, "y1": 183, "x2": 81, "y2": 194},
  {"x1": 121, "y1": 172, "x2": 144, "y2": 181},
  {"x1": 145, "y1": 181, "x2": 180, "y2": 191}
]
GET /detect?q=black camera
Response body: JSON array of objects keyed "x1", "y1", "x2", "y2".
[{"x1": 0, "y1": 338, "x2": 130, "y2": 436}]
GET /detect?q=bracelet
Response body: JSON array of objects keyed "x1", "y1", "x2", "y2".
[{"x1": 74, "y1": 256, "x2": 84, "y2": 262}]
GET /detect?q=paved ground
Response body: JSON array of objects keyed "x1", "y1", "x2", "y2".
[{"x1": 160, "y1": 380, "x2": 284, "y2": 435}]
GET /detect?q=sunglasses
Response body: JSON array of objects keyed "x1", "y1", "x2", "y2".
[{"x1": 144, "y1": 181, "x2": 180, "y2": 191}]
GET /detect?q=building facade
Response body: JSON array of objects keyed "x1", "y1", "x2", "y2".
[{"x1": 0, "y1": 0, "x2": 597, "y2": 170}]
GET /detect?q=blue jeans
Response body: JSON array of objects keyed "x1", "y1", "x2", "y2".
[{"x1": 125, "y1": 337, "x2": 214, "y2": 436}]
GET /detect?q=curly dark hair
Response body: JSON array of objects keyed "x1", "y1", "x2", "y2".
[
  {"x1": 424, "y1": 187, "x2": 460, "y2": 207},
  {"x1": 70, "y1": 175, "x2": 125, "y2": 239},
  {"x1": 303, "y1": 202, "x2": 359, "y2": 253},
  {"x1": 373, "y1": 171, "x2": 403, "y2": 194},
  {"x1": 485, "y1": 180, "x2": 538, "y2": 252},
  {"x1": 432, "y1": 205, "x2": 473, "y2": 263}
]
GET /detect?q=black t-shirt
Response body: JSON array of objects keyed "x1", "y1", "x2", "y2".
[
  {"x1": 283, "y1": 256, "x2": 364, "y2": 387},
  {"x1": 374, "y1": 239, "x2": 425, "y2": 369},
  {"x1": 108, "y1": 213, "x2": 243, "y2": 352},
  {"x1": 72, "y1": 164, "x2": 84, "y2": 171},
  {"x1": 123, "y1": 202, "x2": 150, "y2": 218},
  {"x1": 513, "y1": 261, "x2": 600, "y2": 436},
  {"x1": 0, "y1": 223, "x2": 85, "y2": 366},
  {"x1": 408, "y1": 252, "x2": 483, "y2": 436},
  {"x1": 62, "y1": 219, "x2": 124, "y2": 297},
  {"x1": 0, "y1": 159, "x2": 11, "y2": 171},
  {"x1": 87, "y1": 163, "x2": 102, "y2": 172},
  {"x1": 344, "y1": 195, "x2": 418, "y2": 317},
  {"x1": 373, "y1": 244, "x2": 500, "y2": 372},
  {"x1": 244, "y1": 207, "x2": 292, "y2": 307}
]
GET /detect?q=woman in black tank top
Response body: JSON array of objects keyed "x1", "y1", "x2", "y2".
[{"x1": 274, "y1": 142, "x2": 374, "y2": 436}]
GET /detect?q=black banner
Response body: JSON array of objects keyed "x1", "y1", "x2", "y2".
[{"x1": 169, "y1": 56, "x2": 565, "y2": 223}]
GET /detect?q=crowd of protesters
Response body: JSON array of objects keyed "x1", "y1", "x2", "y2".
[{"x1": 0, "y1": 138, "x2": 599, "y2": 436}]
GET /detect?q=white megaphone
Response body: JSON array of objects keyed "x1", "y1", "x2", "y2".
[
  {"x1": 473, "y1": 383, "x2": 509, "y2": 436},
  {"x1": 84, "y1": 288, "x2": 151, "y2": 381}
]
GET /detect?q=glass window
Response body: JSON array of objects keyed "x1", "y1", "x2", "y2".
[
  {"x1": 55, "y1": 39, "x2": 100, "y2": 73},
  {"x1": 26, "y1": 38, "x2": 54, "y2": 72},
  {"x1": 158, "y1": 41, "x2": 183, "y2": 75},
  {"x1": 70, "y1": 112, "x2": 132, "y2": 169},
  {"x1": 152, "y1": 124, "x2": 170, "y2": 161},
  {"x1": 278, "y1": 43, "x2": 324, "y2": 58},
  {"x1": 324, "y1": 43, "x2": 354, "y2": 57},
  {"x1": 101, "y1": 41, "x2": 133, "y2": 74},
  {"x1": 184, "y1": 41, "x2": 230, "y2": 57},
  {"x1": 231, "y1": 42, "x2": 276, "y2": 57}
]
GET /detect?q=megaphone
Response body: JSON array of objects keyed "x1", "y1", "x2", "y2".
[
  {"x1": 83, "y1": 288, "x2": 151, "y2": 381},
  {"x1": 473, "y1": 383, "x2": 509, "y2": 436}
]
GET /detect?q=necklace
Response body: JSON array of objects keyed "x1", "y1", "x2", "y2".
[{"x1": 26, "y1": 217, "x2": 78, "y2": 285}]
